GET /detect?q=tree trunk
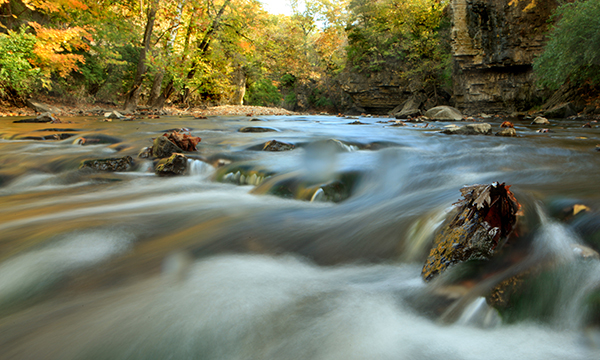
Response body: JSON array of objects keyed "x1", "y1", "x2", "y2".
[
  {"x1": 182, "y1": 0, "x2": 231, "y2": 104},
  {"x1": 123, "y1": 0, "x2": 159, "y2": 112},
  {"x1": 230, "y1": 66, "x2": 246, "y2": 105}
]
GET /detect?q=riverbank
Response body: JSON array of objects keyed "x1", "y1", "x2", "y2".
[{"x1": 0, "y1": 97, "x2": 298, "y2": 118}]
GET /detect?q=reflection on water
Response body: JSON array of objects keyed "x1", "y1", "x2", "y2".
[{"x1": 0, "y1": 114, "x2": 599, "y2": 359}]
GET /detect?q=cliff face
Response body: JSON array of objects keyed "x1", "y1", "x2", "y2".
[
  {"x1": 340, "y1": 70, "x2": 411, "y2": 115},
  {"x1": 451, "y1": 0, "x2": 558, "y2": 114}
]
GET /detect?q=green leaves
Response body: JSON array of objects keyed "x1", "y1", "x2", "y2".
[
  {"x1": 0, "y1": 27, "x2": 43, "y2": 103},
  {"x1": 534, "y1": 0, "x2": 600, "y2": 89}
]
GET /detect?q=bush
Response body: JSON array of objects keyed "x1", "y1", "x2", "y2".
[
  {"x1": 534, "y1": 0, "x2": 600, "y2": 89},
  {"x1": 244, "y1": 78, "x2": 282, "y2": 107},
  {"x1": 0, "y1": 27, "x2": 43, "y2": 103}
]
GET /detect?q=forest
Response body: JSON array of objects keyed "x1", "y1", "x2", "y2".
[{"x1": 0, "y1": 0, "x2": 598, "y2": 114}]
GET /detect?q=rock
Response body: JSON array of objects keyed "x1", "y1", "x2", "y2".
[
  {"x1": 421, "y1": 183, "x2": 521, "y2": 282},
  {"x1": 348, "y1": 120, "x2": 367, "y2": 125},
  {"x1": 496, "y1": 128, "x2": 517, "y2": 137},
  {"x1": 238, "y1": 126, "x2": 279, "y2": 133},
  {"x1": 79, "y1": 156, "x2": 134, "y2": 172},
  {"x1": 543, "y1": 102, "x2": 576, "y2": 119},
  {"x1": 155, "y1": 153, "x2": 188, "y2": 176},
  {"x1": 441, "y1": 123, "x2": 492, "y2": 135},
  {"x1": 596, "y1": 145, "x2": 600, "y2": 152},
  {"x1": 532, "y1": 116, "x2": 550, "y2": 125},
  {"x1": 26, "y1": 99, "x2": 60, "y2": 114},
  {"x1": 263, "y1": 140, "x2": 295, "y2": 152},
  {"x1": 425, "y1": 106, "x2": 463, "y2": 121},
  {"x1": 501, "y1": 121, "x2": 514, "y2": 128},
  {"x1": 13, "y1": 112, "x2": 58, "y2": 123},
  {"x1": 395, "y1": 108, "x2": 422, "y2": 119},
  {"x1": 152, "y1": 135, "x2": 183, "y2": 158},
  {"x1": 104, "y1": 111, "x2": 127, "y2": 120}
]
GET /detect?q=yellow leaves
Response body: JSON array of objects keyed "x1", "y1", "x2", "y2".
[
  {"x1": 21, "y1": 0, "x2": 89, "y2": 13},
  {"x1": 28, "y1": 22, "x2": 91, "y2": 77},
  {"x1": 509, "y1": 0, "x2": 537, "y2": 12}
]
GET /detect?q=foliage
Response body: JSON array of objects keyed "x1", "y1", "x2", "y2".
[
  {"x1": 244, "y1": 77, "x2": 282, "y2": 106},
  {"x1": 533, "y1": 0, "x2": 600, "y2": 89},
  {"x1": 0, "y1": 26, "x2": 43, "y2": 102}
]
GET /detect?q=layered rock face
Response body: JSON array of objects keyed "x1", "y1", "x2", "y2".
[
  {"x1": 451, "y1": 0, "x2": 557, "y2": 114},
  {"x1": 340, "y1": 71, "x2": 411, "y2": 114}
]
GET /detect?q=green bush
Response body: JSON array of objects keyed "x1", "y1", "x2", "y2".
[
  {"x1": 534, "y1": 0, "x2": 600, "y2": 89},
  {"x1": 244, "y1": 78, "x2": 282, "y2": 107},
  {"x1": 0, "y1": 27, "x2": 43, "y2": 103}
]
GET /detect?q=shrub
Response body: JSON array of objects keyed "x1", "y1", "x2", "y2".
[
  {"x1": 244, "y1": 78, "x2": 282, "y2": 107},
  {"x1": 0, "y1": 27, "x2": 43, "y2": 103}
]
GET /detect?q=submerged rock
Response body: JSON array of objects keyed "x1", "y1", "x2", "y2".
[
  {"x1": 441, "y1": 123, "x2": 492, "y2": 135},
  {"x1": 79, "y1": 156, "x2": 134, "y2": 172},
  {"x1": 421, "y1": 183, "x2": 521, "y2": 282},
  {"x1": 155, "y1": 153, "x2": 188, "y2": 176},
  {"x1": 104, "y1": 111, "x2": 127, "y2": 120},
  {"x1": 239, "y1": 126, "x2": 279, "y2": 133},
  {"x1": 263, "y1": 140, "x2": 295, "y2": 152},
  {"x1": 496, "y1": 128, "x2": 517, "y2": 137},
  {"x1": 543, "y1": 103, "x2": 576, "y2": 119},
  {"x1": 425, "y1": 106, "x2": 463, "y2": 121}
]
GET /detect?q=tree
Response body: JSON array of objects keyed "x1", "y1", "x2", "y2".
[{"x1": 533, "y1": 0, "x2": 600, "y2": 89}]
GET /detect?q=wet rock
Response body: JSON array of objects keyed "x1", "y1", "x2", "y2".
[
  {"x1": 543, "y1": 103, "x2": 576, "y2": 119},
  {"x1": 20, "y1": 133, "x2": 75, "y2": 141},
  {"x1": 421, "y1": 183, "x2": 521, "y2": 282},
  {"x1": 239, "y1": 126, "x2": 279, "y2": 133},
  {"x1": 496, "y1": 128, "x2": 517, "y2": 137},
  {"x1": 395, "y1": 108, "x2": 422, "y2": 119},
  {"x1": 13, "y1": 112, "x2": 59, "y2": 123},
  {"x1": 250, "y1": 118, "x2": 264, "y2": 122},
  {"x1": 79, "y1": 156, "x2": 134, "y2": 172},
  {"x1": 501, "y1": 121, "x2": 514, "y2": 128},
  {"x1": 441, "y1": 123, "x2": 492, "y2": 135},
  {"x1": 425, "y1": 106, "x2": 463, "y2": 121},
  {"x1": 152, "y1": 135, "x2": 183, "y2": 158},
  {"x1": 155, "y1": 153, "x2": 188, "y2": 176},
  {"x1": 596, "y1": 145, "x2": 600, "y2": 152},
  {"x1": 263, "y1": 140, "x2": 295, "y2": 152},
  {"x1": 537, "y1": 128, "x2": 553, "y2": 133},
  {"x1": 532, "y1": 116, "x2": 550, "y2": 125}
]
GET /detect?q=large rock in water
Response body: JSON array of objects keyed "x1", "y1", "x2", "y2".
[
  {"x1": 425, "y1": 106, "x2": 463, "y2": 121},
  {"x1": 155, "y1": 153, "x2": 188, "y2": 176},
  {"x1": 422, "y1": 183, "x2": 521, "y2": 282},
  {"x1": 79, "y1": 156, "x2": 134, "y2": 172}
]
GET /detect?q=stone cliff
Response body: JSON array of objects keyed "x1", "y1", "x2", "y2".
[
  {"x1": 451, "y1": 0, "x2": 557, "y2": 114},
  {"x1": 340, "y1": 0, "x2": 558, "y2": 115}
]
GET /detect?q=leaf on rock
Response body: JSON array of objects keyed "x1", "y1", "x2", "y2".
[{"x1": 164, "y1": 131, "x2": 201, "y2": 152}]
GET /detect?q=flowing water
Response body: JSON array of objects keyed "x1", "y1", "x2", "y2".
[{"x1": 0, "y1": 113, "x2": 599, "y2": 359}]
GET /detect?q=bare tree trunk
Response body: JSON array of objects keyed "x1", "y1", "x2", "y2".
[{"x1": 124, "y1": 0, "x2": 159, "y2": 112}]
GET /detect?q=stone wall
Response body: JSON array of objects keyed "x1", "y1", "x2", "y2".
[{"x1": 451, "y1": 0, "x2": 558, "y2": 114}]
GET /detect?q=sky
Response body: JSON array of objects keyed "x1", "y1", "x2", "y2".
[{"x1": 260, "y1": 0, "x2": 293, "y2": 16}]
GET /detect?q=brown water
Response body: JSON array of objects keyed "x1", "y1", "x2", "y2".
[{"x1": 0, "y1": 114, "x2": 599, "y2": 359}]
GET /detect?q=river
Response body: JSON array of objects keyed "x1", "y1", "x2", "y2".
[{"x1": 0, "y1": 113, "x2": 599, "y2": 359}]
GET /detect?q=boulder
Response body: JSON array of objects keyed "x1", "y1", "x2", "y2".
[
  {"x1": 263, "y1": 140, "x2": 295, "y2": 151},
  {"x1": 138, "y1": 147, "x2": 152, "y2": 158},
  {"x1": 496, "y1": 128, "x2": 517, "y2": 137},
  {"x1": 79, "y1": 156, "x2": 134, "y2": 172},
  {"x1": 421, "y1": 183, "x2": 521, "y2": 282},
  {"x1": 155, "y1": 153, "x2": 188, "y2": 176},
  {"x1": 394, "y1": 96, "x2": 423, "y2": 119},
  {"x1": 532, "y1": 116, "x2": 550, "y2": 125},
  {"x1": 543, "y1": 103, "x2": 576, "y2": 119},
  {"x1": 441, "y1": 123, "x2": 492, "y2": 135},
  {"x1": 425, "y1": 106, "x2": 463, "y2": 121},
  {"x1": 152, "y1": 136, "x2": 183, "y2": 158}
]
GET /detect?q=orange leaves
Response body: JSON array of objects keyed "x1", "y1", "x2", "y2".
[
  {"x1": 501, "y1": 121, "x2": 514, "y2": 128},
  {"x1": 164, "y1": 131, "x2": 201, "y2": 152},
  {"x1": 22, "y1": 0, "x2": 88, "y2": 13},
  {"x1": 28, "y1": 22, "x2": 91, "y2": 77}
]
